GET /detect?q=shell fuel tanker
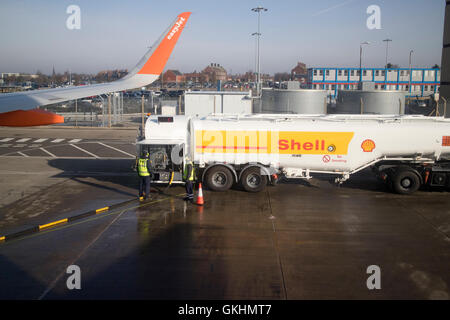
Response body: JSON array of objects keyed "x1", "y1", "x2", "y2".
[{"x1": 137, "y1": 113, "x2": 450, "y2": 194}]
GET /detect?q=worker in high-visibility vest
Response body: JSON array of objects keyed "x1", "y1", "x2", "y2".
[
  {"x1": 137, "y1": 151, "x2": 151, "y2": 200},
  {"x1": 183, "y1": 156, "x2": 195, "y2": 202}
]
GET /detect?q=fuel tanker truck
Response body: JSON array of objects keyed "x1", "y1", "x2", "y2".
[{"x1": 136, "y1": 114, "x2": 450, "y2": 194}]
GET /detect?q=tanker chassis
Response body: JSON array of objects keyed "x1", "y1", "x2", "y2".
[{"x1": 136, "y1": 114, "x2": 450, "y2": 195}]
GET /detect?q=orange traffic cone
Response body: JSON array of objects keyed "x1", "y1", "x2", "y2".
[{"x1": 196, "y1": 183, "x2": 204, "y2": 206}]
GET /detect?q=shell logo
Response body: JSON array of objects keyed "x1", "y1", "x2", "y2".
[{"x1": 361, "y1": 139, "x2": 376, "y2": 152}]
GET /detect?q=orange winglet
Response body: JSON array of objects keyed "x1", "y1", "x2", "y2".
[
  {"x1": 0, "y1": 109, "x2": 64, "y2": 127},
  {"x1": 138, "y1": 12, "x2": 191, "y2": 75}
]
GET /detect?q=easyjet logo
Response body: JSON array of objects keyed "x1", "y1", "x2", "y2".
[{"x1": 167, "y1": 17, "x2": 186, "y2": 40}]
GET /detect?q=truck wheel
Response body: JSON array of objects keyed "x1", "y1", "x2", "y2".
[
  {"x1": 392, "y1": 169, "x2": 421, "y2": 195},
  {"x1": 205, "y1": 166, "x2": 234, "y2": 192},
  {"x1": 240, "y1": 167, "x2": 268, "y2": 192}
]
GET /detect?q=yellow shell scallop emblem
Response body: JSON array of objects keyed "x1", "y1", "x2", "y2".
[{"x1": 361, "y1": 139, "x2": 376, "y2": 152}]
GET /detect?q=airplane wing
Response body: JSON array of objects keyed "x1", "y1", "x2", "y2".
[{"x1": 0, "y1": 12, "x2": 191, "y2": 126}]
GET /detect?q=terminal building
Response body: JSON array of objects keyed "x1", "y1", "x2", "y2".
[{"x1": 307, "y1": 67, "x2": 440, "y2": 98}]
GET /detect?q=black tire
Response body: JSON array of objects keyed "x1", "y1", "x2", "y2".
[
  {"x1": 392, "y1": 169, "x2": 421, "y2": 195},
  {"x1": 204, "y1": 166, "x2": 234, "y2": 192},
  {"x1": 240, "y1": 167, "x2": 268, "y2": 193}
]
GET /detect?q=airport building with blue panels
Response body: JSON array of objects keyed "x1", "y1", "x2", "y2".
[{"x1": 307, "y1": 67, "x2": 440, "y2": 98}]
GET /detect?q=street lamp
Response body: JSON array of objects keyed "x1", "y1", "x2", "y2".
[
  {"x1": 383, "y1": 38, "x2": 392, "y2": 69},
  {"x1": 251, "y1": 32, "x2": 260, "y2": 85},
  {"x1": 359, "y1": 41, "x2": 370, "y2": 83},
  {"x1": 251, "y1": 6, "x2": 268, "y2": 97},
  {"x1": 383, "y1": 39, "x2": 392, "y2": 89},
  {"x1": 409, "y1": 50, "x2": 414, "y2": 95}
]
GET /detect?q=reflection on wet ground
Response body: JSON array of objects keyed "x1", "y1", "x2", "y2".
[{"x1": 0, "y1": 173, "x2": 449, "y2": 299}]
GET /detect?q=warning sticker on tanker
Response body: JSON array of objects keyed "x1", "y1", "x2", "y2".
[{"x1": 195, "y1": 130, "x2": 354, "y2": 155}]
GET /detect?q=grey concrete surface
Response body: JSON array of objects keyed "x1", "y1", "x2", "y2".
[
  {"x1": 0, "y1": 158, "x2": 449, "y2": 299},
  {"x1": 0, "y1": 127, "x2": 137, "y2": 158},
  {"x1": 0, "y1": 126, "x2": 138, "y2": 141},
  {"x1": 0, "y1": 126, "x2": 137, "y2": 209},
  {"x1": 0, "y1": 157, "x2": 137, "y2": 234}
]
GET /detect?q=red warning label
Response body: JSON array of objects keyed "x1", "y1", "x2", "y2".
[{"x1": 443, "y1": 136, "x2": 450, "y2": 146}]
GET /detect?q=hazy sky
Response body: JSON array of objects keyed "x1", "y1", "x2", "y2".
[{"x1": 0, "y1": 0, "x2": 445, "y2": 75}]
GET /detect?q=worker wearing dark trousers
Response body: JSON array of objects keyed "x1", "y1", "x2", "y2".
[
  {"x1": 137, "y1": 152, "x2": 151, "y2": 200},
  {"x1": 183, "y1": 157, "x2": 195, "y2": 202}
]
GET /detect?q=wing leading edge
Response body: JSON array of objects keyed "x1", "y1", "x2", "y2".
[{"x1": 0, "y1": 12, "x2": 191, "y2": 126}]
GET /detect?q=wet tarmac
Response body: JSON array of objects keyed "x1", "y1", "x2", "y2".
[
  {"x1": 0, "y1": 127, "x2": 449, "y2": 300},
  {"x1": 0, "y1": 172, "x2": 449, "y2": 300}
]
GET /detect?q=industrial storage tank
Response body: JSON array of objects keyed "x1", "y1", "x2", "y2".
[
  {"x1": 260, "y1": 89, "x2": 327, "y2": 114},
  {"x1": 334, "y1": 90, "x2": 406, "y2": 114},
  {"x1": 185, "y1": 91, "x2": 252, "y2": 116}
]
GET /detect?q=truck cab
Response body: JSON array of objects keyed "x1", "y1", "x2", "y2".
[{"x1": 136, "y1": 115, "x2": 190, "y2": 184}]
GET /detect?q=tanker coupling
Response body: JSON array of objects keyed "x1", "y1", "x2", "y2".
[{"x1": 136, "y1": 114, "x2": 450, "y2": 194}]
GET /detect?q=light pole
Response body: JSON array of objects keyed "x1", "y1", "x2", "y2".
[
  {"x1": 251, "y1": 32, "x2": 260, "y2": 86},
  {"x1": 383, "y1": 39, "x2": 392, "y2": 89},
  {"x1": 359, "y1": 41, "x2": 370, "y2": 83},
  {"x1": 383, "y1": 38, "x2": 392, "y2": 69},
  {"x1": 251, "y1": 6, "x2": 268, "y2": 97},
  {"x1": 409, "y1": 50, "x2": 414, "y2": 95},
  {"x1": 141, "y1": 87, "x2": 145, "y2": 137}
]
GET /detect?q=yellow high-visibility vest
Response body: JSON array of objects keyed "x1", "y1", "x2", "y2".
[
  {"x1": 138, "y1": 158, "x2": 150, "y2": 177},
  {"x1": 183, "y1": 161, "x2": 194, "y2": 181}
]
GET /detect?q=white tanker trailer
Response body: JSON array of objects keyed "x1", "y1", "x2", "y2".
[{"x1": 136, "y1": 114, "x2": 450, "y2": 194}]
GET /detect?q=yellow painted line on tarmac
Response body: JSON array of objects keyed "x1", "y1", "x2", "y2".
[
  {"x1": 39, "y1": 218, "x2": 68, "y2": 230},
  {"x1": 1, "y1": 193, "x2": 186, "y2": 245},
  {"x1": 95, "y1": 207, "x2": 109, "y2": 214}
]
